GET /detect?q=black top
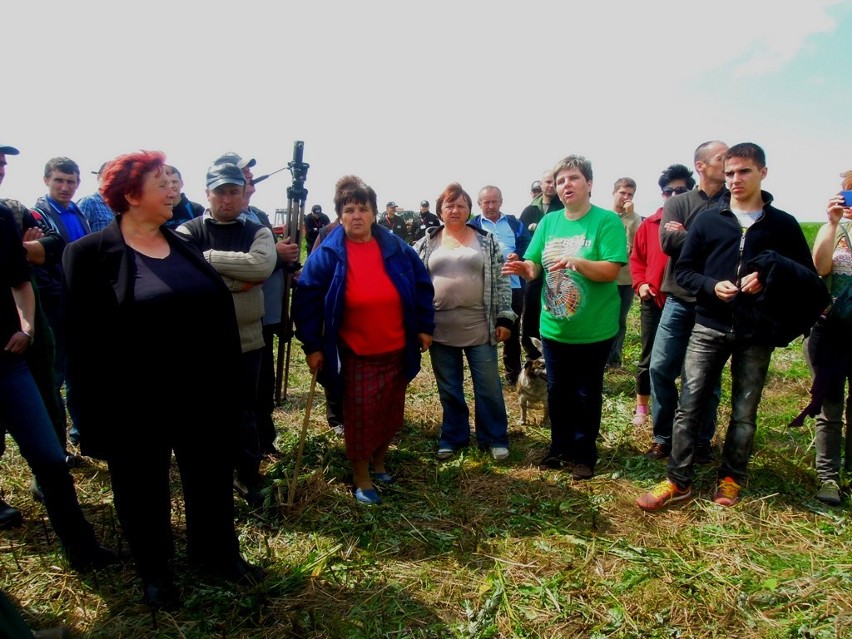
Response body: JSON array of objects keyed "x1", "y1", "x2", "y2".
[{"x1": 0, "y1": 204, "x2": 29, "y2": 350}]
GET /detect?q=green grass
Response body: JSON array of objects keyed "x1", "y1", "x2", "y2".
[{"x1": 1, "y1": 224, "x2": 850, "y2": 638}]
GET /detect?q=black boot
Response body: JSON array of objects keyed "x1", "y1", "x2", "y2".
[{"x1": 143, "y1": 577, "x2": 181, "y2": 611}]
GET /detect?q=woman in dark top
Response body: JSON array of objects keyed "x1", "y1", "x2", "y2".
[{"x1": 63, "y1": 151, "x2": 262, "y2": 610}]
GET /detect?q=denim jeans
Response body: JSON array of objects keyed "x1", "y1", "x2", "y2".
[
  {"x1": 0, "y1": 355, "x2": 97, "y2": 557},
  {"x1": 636, "y1": 298, "x2": 663, "y2": 396},
  {"x1": 668, "y1": 324, "x2": 774, "y2": 487},
  {"x1": 649, "y1": 296, "x2": 720, "y2": 448},
  {"x1": 430, "y1": 341, "x2": 509, "y2": 450},
  {"x1": 607, "y1": 284, "x2": 635, "y2": 367},
  {"x1": 541, "y1": 337, "x2": 612, "y2": 469}
]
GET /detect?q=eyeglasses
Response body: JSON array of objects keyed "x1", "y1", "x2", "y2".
[{"x1": 662, "y1": 186, "x2": 690, "y2": 196}]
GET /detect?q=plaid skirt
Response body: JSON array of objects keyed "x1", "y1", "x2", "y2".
[{"x1": 340, "y1": 346, "x2": 407, "y2": 462}]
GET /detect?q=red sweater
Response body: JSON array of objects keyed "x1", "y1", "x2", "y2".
[
  {"x1": 339, "y1": 237, "x2": 406, "y2": 355},
  {"x1": 629, "y1": 208, "x2": 668, "y2": 309}
]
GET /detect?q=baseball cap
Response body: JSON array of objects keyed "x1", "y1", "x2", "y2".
[
  {"x1": 213, "y1": 152, "x2": 256, "y2": 170},
  {"x1": 420, "y1": 200, "x2": 429, "y2": 207},
  {"x1": 531, "y1": 180, "x2": 542, "y2": 192},
  {"x1": 0, "y1": 144, "x2": 20, "y2": 155},
  {"x1": 206, "y1": 163, "x2": 246, "y2": 190},
  {"x1": 386, "y1": 201, "x2": 398, "y2": 208},
  {"x1": 91, "y1": 162, "x2": 108, "y2": 176},
  {"x1": 311, "y1": 204, "x2": 322, "y2": 213}
]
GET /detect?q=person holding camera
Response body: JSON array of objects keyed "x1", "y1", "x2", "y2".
[{"x1": 806, "y1": 169, "x2": 852, "y2": 505}]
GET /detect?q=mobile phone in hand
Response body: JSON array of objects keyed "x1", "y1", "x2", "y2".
[{"x1": 842, "y1": 190, "x2": 852, "y2": 207}]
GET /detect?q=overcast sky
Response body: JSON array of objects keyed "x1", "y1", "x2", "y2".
[{"x1": 4, "y1": 0, "x2": 851, "y2": 223}]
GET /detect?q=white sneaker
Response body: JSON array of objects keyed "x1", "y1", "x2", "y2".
[
  {"x1": 437, "y1": 448, "x2": 455, "y2": 460},
  {"x1": 491, "y1": 447, "x2": 510, "y2": 461}
]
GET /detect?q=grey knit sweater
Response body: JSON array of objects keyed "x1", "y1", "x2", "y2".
[{"x1": 177, "y1": 212, "x2": 276, "y2": 352}]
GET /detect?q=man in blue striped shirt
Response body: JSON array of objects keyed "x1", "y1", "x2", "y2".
[{"x1": 77, "y1": 163, "x2": 115, "y2": 233}]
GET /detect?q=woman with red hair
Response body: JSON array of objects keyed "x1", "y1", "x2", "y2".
[{"x1": 63, "y1": 150, "x2": 262, "y2": 609}]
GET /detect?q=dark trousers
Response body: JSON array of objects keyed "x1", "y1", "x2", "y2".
[
  {"x1": 256, "y1": 324, "x2": 279, "y2": 453},
  {"x1": 607, "y1": 284, "x2": 635, "y2": 367},
  {"x1": 636, "y1": 298, "x2": 663, "y2": 396},
  {"x1": 541, "y1": 337, "x2": 613, "y2": 469},
  {"x1": 521, "y1": 277, "x2": 543, "y2": 358},
  {"x1": 503, "y1": 287, "x2": 525, "y2": 383},
  {"x1": 237, "y1": 348, "x2": 263, "y2": 482},
  {"x1": 107, "y1": 411, "x2": 239, "y2": 582}
]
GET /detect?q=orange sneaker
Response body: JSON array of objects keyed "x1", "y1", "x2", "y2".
[
  {"x1": 713, "y1": 477, "x2": 741, "y2": 507},
  {"x1": 636, "y1": 479, "x2": 692, "y2": 512}
]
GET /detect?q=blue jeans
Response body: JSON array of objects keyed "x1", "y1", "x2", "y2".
[
  {"x1": 607, "y1": 284, "x2": 634, "y2": 367},
  {"x1": 668, "y1": 324, "x2": 774, "y2": 487},
  {"x1": 0, "y1": 355, "x2": 97, "y2": 557},
  {"x1": 542, "y1": 337, "x2": 612, "y2": 469},
  {"x1": 649, "y1": 296, "x2": 719, "y2": 448},
  {"x1": 430, "y1": 342, "x2": 509, "y2": 450}
]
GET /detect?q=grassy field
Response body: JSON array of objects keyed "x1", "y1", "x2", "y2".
[{"x1": 2, "y1": 222, "x2": 850, "y2": 638}]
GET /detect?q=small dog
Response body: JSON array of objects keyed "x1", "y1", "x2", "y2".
[{"x1": 517, "y1": 338, "x2": 549, "y2": 426}]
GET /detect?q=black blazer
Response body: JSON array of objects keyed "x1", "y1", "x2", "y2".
[{"x1": 62, "y1": 218, "x2": 242, "y2": 459}]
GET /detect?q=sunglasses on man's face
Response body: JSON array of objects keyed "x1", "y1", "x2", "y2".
[{"x1": 662, "y1": 186, "x2": 690, "y2": 196}]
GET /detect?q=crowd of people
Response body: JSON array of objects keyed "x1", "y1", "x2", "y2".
[{"x1": 0, "y1": 139, "x2": 849, "y2": 615}]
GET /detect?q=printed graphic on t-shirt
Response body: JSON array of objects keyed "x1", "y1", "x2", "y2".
[
  {"x1": 542, "y1": 236, "x2": 586, "y2": 319},
  {"x1": 832, "y1": 234, "x2": 852, "y2": 297}
]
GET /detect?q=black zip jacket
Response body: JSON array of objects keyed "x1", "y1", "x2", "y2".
[{"x1": 675, "y1": 190, "x2": 814, "y2": 342}]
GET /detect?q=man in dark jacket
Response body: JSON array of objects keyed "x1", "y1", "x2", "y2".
[
  {"x1": 410, "y1": 200, "x2": 441, "y2": 245},
  {"x1": 638, "y1": 143, "x2": 817, "y2": 512},
  {"x1": 304, "y1": 204, "x2": 330, "y2": 257},
  {"x1": 165, "y1": 165, "x2": 204, "y2": 229},
  {"x1": 31, "y1": 157, "x2": 90, "y2": 447},
  {"x1": 518, "y1": 170, "x2": 563, "y2": 359}
]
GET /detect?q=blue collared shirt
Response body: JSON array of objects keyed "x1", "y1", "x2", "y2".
[
  {"x1": 77, "y1": 192, "x2": 116, "y2": 233},
  {"x1": 477, "y1": 213, "x2": 521, "y2": 289}
]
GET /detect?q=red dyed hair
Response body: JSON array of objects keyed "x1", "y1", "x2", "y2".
[
  {"x1": 100, "y1": 150, "x2": 166, "y2": 214},
  {"x1": 435, "y1": 182, "x2": 472, "y2": 219}
]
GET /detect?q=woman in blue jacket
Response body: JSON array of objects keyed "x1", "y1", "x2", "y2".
[{"x1": 293, "y1": 175, "x2": 434, "y2": 505}]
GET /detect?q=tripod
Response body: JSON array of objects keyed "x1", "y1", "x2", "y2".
[{"x1": 275, "y1": 140, "x2": 309, "y2": 404}]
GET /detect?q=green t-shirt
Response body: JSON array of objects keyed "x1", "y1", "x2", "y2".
[{"x1": 525, "y1": 205, "x2": 627, "y2": 343}]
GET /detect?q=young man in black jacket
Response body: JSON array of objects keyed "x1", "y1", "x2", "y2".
[{"x1": 638, "y1": 142, "x2": 817, "y2": 511}]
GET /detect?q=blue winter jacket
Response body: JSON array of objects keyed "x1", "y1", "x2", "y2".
[{"x1": 293, "y1": 223, "x2": 435, "y2": 396}]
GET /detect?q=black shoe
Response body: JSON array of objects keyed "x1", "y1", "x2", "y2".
[
  {"x1": 234, "y1": 477, "x2": 265, "y2": 509},
  {"x1": 0, "y1": 498, "x2": 22, "y2": 529},
  {"x1": 68, "y1": 544, "x2": 121, "y2": 572},
  {"x1": 32, "y1": 628, "x2": 71, "y2": 639},
  {"x1": 200, "y1": 556, "x2": 267, "y2": 586},
  {"x1": 572, "y1": 464, "x2": 594, "y2": 480},
  {"x1": 261, "y1": 445, "x2": 283, "y2": 459},
  {"x1": 694, "y1": 444, "x2": 717, "y2": 465},
  {"x1": 643, "y1": 443, "x2": 670, "y2": 460},
  {"x1": 65, "y1": 452, "x2": 85, "y2": 468},
  {"x1": 31, "y1": 476, "x2": 45, "y2": 504},
  {"x1": 538, "y1": 455, "x2": 569, "y2": 471},
  {"x1": 143, "y1": 577, "x2": 181, "y2": 611}
]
